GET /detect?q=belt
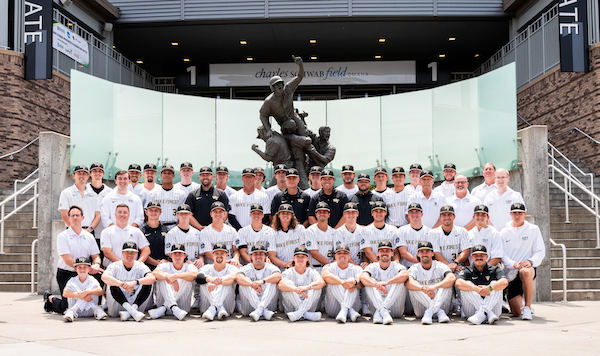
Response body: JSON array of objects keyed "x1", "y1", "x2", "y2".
[
  {"x1": 163, "y1": 222, "x2": 177, "y2": 226},
  {"x1": 312, "y1": 264, "x2": 322, "y2": 268}
]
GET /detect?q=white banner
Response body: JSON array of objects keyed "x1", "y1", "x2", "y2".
[
  {"x1": 210, "y1": 61, "x2": 416, "y2": 87},
  {"x1": 52, "y1": 22, "x2": 89, "y2": 66}
]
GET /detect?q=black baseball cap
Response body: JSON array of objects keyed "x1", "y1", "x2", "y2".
[
  {"x1": 210, "y1": 201, "x2": 226, "y2": 212},
  {"x1": 321, "y1": 169, "x2": 335, "y2": 177},
  {"x1": 89, "y1": 162, "x2": 104, "y2": 171},
  {"x1": 180, "y1": 162, "x2": 193, "y2": 169},
  {"x1": 274, "y1": 164, "x2": 287, "y2": 173},
  {"x1": 122, "y1": 241, "x2": 139, "y2": 252},
  {"x1": 294, "y1": 246, "x2": 310, "y2": 256},
  {"x1": 371, "y1": 201, "x2": 387, "y2": 211},
  {"x1": 440, "y1": 205, "x2": 455, "y2": 214},
  {"x1": 510, "y1": 203, "x2": 526, "y2": 212},
  {"x1": 143, "y1": 163, "x2": 157, "y2": 171},
  {"x1": 212, "y1": 243, "x2": 228, "y2": 252},
  {"x1": 277, "y1": 204, "x2": 294, "y2": 213},
  {"x1": 128, "y1": 163, "x2": 142, "y2": 172},
  {"x1": 343, "y1": 202, "x2": 359, "y2": 212},
  {"x1": 417, "y1": 241, "x2": 434, "y2": 251},
  {"x1": 409, "y1": 163, "x2": 422, "y2": 172},
  {"x1": 309, "y1": 166, "x2": 323, "y2": 174},
  {"x1": 407, "y1": 202, "x2": 422, "y2": 212},
  {"x1": 72, "y1": 165, "x2": 89, "y2": 174},
  {"x1": 471, "y1": 244, "x2": 488, "y2": 255},
  {"x1": 357, "y1": 173, "x2": 371, "y2": 182},
  {"x1": 250, "y1": 203, "x2": 263, "y2": 212},
  {"x1": 341, "y1": 164, "x2": 355, "y2": 173},
  {"x1": 420, "y1": 170, "x2": 434, "y2": 178},
  {"x1": 170, "y1": 243, "x2": 186, "y2": 253},
  {"x1": 161, "y1": 164, "x2": 175, "y2": 173},
  {"x1": 391, "y1": 167, "x2": 405, "y2": 175},
  {"x1": 251, "y1": 244, "x2": 267, "y2": 254},
  {"x1": 175, "y1": 204, "x2": 192, "y2": 214},
  {"x1": 145, "y1": 200, "x2": 161, "y2": 209},
  {"x1": 374, "y1": 167, "x2": 388, "y2": 176},
  {"x1": 242, "y1": 168, "x2": 255, "y2": 176},
  {"x1": 73, "y1": 257, "x2": 91, "y2": 266},
  {"x1": 474, "y1": 204, "x2": 489, "y2": 214},
  {"x1": 315, "y1": 201, "x2": 330, "y2": 212},
  {"x1": 216, "y1": 166, "x2": 229, "y2": 173},
  {"x1": 198, "y1": 166, "x2": 213, "y2": 174},
  {"x1": 254, "y1": 167, "x2": 265, "y2": 174},
  {"x1": 286, "y1": 168, "x2": 300, "y2": 177},
  {"x1": 334, "y1": 243, "x2": 350, "y2": 254},
  {"x1": 378, "y1": 240, "x2": 394, "y2": 250},
  {"x1": 443, "y1": 163, "x2": 457, "y2": 171}
]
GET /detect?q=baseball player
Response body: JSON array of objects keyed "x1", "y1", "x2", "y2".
[
  {"x1": 198, "y1": 243, "x2": 239, "y2": 320},
  {"x1": 88, "y1": 162, "x2": 112, "y2": 241},
  {"x1": 164, "y1": 204, "x2": 202, "y2": 266},
  {"x1": 433, "y1": 163, "x2": 457, "y2": 198},
  {"x1": 500, "y1": 203, "x2": 545, "y2": 320},
  {"x1": 372, "y1": 167, "x2": 391, "y2": 197},
  {"x1": 408, "y1": 170, "x2": 444, "y2": 228},
  {"x1": 305, "y1": 202, "x2": 335, "y2": 270},
  {"x1": 127, "y1": 163, "x2": 144, "y2": 198},
  {"x1": 484, "y1": 168, "x2": 525, "y2": 229},
  {"x1": 101, "y1": 241, "x2": 156, "y2": 321},
  {"x1": 148, "y1": 243, "x2": 198, "y2": 320},
  {"x1": 141, "y1": 201, "x2": 168, "y2": 271},
  {"x1": 396, "y1": 203, "x2": 431, "y2": 268},
  {"x1": 334, "y1": 202, "x2": 364, "y2": 265},
  {"x1": 237, "y1": 203, "x2": 275, "y2": 264},
  {"x1": 350, "y1": 173, "x2": 384, "y2": 226},
  {"x1": 254, "y1": 166, "x2": 267, "y2": 191},
  {"x1": 468, "y1": 204, "x2": 503, "y2": 266},
  {"x1": 471, "y1": 162, "x2": 497, "y2": 201},
  {"x1": 446, "y1": 175, "x2": 481, "y2": 229},
  {"x1": 229, "y1": 168, "x2": 271, "y2": 228},
  {"x1": 270, "y1": 168, "x2": 311, "y2": 226},
  {"x1": 236, "y1": 245, "x2": 282, "y2": 321},
  {"x1": 455, "y1": 245, "x2": 508, "y2": 325},
  {"x1": 174, "y1": 162, "x2": 200, "y2": 196},
  {"x1": 269, "y1": 204, "x2": 306, "y2": 269},
  {"x1": 405, "y1": 242, "x2": 455, "y2": 324},
  {"x1": 278, "y1": 246, "x2": 325, "y2": 322},
  {"x1": 100, "y1": 204, "x2": 150, "y2": 267},
  {"x1": 308, "y1": 169, "x2": 349, "y2": 228},
  {"x1": 214, "y1": 166, "x2": 237, "y2": 199},
  {"x1": 58, "y1": 165, "x2": 100, "y2": 233},
  {"x1": 303, "y1": 166, "x2": 322, "y2": 198},
  {"x1": 382, "y1": 166, "x2": 411, "y2": 227},
  {"x1": 199, "y1": 202, "x2": 240, "y2": 266},
  {"x1": 266, "y1": 164, "x2": 288, "y2": 202},
  {"x1": 321, "y1": 244, "x2": 363, "y2": 323},
  {"x1": 100, "y1": 169, "x2": 144, "y2": 228},
  {"x1": 430, "y1": 205, "x2": 471, "y2": 274},
  {"x1": 146, "y1": 164, "x2": 188, "y2": 229},
  {"x1": 336, "y1": 164, "x2": 358, "y2": 198},
  {"x1": 360, "y1": 202, "x2": 399, "y2": 265},
  {"x1": 404, "y1": 163, "x2": 423, "y2": 196},
  {"x1": 62, "y1": 257, "x2": 106, "y2": 322},
  {"x1": 360, "y1": 241, "x2": 409, "y2": 324},
  {"x1": 139, "y1": 163, "x2": 160, "y2": 207}
]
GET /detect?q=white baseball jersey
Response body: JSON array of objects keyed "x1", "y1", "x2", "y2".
[
  {"x1": 500, "y1": 221, "x2": 545, "y2": 281},
  {"x1": 303, "y1": 187, "x2": 321, "y2": 198},
  {"x1": 360, "y1": 223, "x2": 399, "y2": 255},
  {"x1": 198, "y1": 224, "x2": 238, "y2": 262},
  {"x1": 56, "y1": 228, "x2": 100, "y2": 271},
  {"x1": 304, "y1": 224, "x2": 336, "y2": 265},
  {"x1": 371, "y1": 187, "x2": 391, "y2": 198},
  {"x1": 404, "y1": 184, "x2": 422, "y2": 196},
  {"x1": 100, "y1": 190, "x2": 144, "y2": 228},
  {"x1": 484, "y1": 187, "x2": 525, "y2": 230},
  {"x1": 396, "y1": 224, "x2": 432, "y2": 268},
  {"x1": 266, "y1": 185, "x2": 285, "y2": 202},
  {"x1": 164, "y1": 226, "x2": 201, "y2": 261},
  {"x1": 364, "y1": 261, "x2": 406, "y2": 281},
  {"x1": 174, "y1": 181, "x2": 201, "y2": 196},
  {"x1": 334, "y1": 225, "x2": 364, "y2": 265},
  {"x1": 156, "y1": 260, "x2": 198, "y2": 275},
  {"x1": 58, "y1": 184, "x2": 99, "y2": 227},
  {"x1": 469, "y1": 225, "x2": 503, "y2": 261},
  {"x1": 105, "y1": 260, "x2": 151, "y2": 296},
  {"x1": 65, "y1": 274, "x2": 101, "y2": 307},
  {"x1": 270, "y1": 225, "x2": 306, "y2": 263},
  {"x1": 100, "y1": 225, "x2": 149, "y2": 266},
  {"x1": 446, "y1": 193, "x2": 481, "y2": 227},
  {"x1": 239, "y1": 262, "x2": 280, "y2": 281},
  {"x1": 335, "y1": 185, "x2": 358, "y2": 199},
  {"x1": 408, "y1": 190, "x2": 445, "y2": 228},
  {"x1": 230, "y1": 188, "x2": 271, "y2": 227},
  {"x1": 382, "y1": 188, "x2": 412, "y2": 227},
  {"x1": 199, "y1": 263, "x2": 238, "y2": 278},
  {"x1": 87, "y1": 183, "x2": 112, "y2": 238},
  {"x1": 281, "y1": 267, "x2": 321, "y2": 286},
  {"x1": 128, "y1": 183, "x2": 145, "y2": 200},
  {"x1": 237, "y1": 224, "x2": 275, "y2": 252},
  {"x1": 139, "y1": 184, "x2": 160, "y2": 207},
  {"x1": 408, "y1": 260, "x2": 452, "y2": 286},
  {"x1": 146, "y1": 186, "x2": 188, "y2": 224},
  {"x1": 471, "y1": 182, "x2": 497, "y2": 202},
  {"x1": 219, "y1": 185, "x2": 236, "y2": 199},
  {"x1": 433, "y1": 181, "x2": 455, "y2": 199},
  {"x1": 323, "y1": 261, "x2": 362, "y2": 279},
  {"x1": 430, "y1": 225, "x2": 472, "y2": 263}
]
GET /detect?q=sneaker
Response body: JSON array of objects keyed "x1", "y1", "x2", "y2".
[
  {"x1": 336, "y1": 308, "x2": 348, "y2": 323},
  {"x1": 372, "y1": 310, "x2": 383, "y2": 324},
  {"x1": 249, "y1": 309, "x2": 262, "y2": 322},
  {"x1": 171, "y1": 306, "x2": 187, "y2": 321},
  {"x1": 63, "y1": 310, "x2": 76, "y2": 322},
  {"x1": 348, "y1": 308, "x2": 360, "y2": 322},
  {"x1": 467, "y1": 311, "x2": 486, "y2": 325},
  {"x1": 202, "y1": 306, "x2": 217, "y2": 321},
  {"x1": 521, "y1": 306, "x2": 533, "y2": 320},
  {"x1": 361, "y1": 303, "x2": 372, "y2": 316},
  {"x1": 263, "y1": 309, "x2": 275, "y2": 321},
  {"x1": 94, "y1": 308, "x2": 107, "y2": 320},
  {"x1": 287, "y1": 311, "x2": 302, "y2": 322},
  {"x1": 119, "y1": 311, "x2": 131, "y2": 321},
  {"x1": 487, "y1": 311, "x2": 499, "y2": 325},
  {"x1": 217, "y1": 306, "x2": 229, "y2": 320},
  {"x1": 380, "y1": 308, "x2": 393, "y2": 325},
  {"x1": 43, "y1": 291, "x2": 53, "y2": 313},
  {"x1": 303, "y1": 312, "x2": 321, "y2": 321},
  {"x1": 421, "y1": 309, "x2": 433, "y2": 325},
  {"x1": 131, "y1": 310, "x2": 145, "y2": 322},
  {"x1": 148, "y1": 306, "x2": 167, "y2": 319},
  {"x1": 437, "y1": 310, "x2": 450, "y2": 323}
]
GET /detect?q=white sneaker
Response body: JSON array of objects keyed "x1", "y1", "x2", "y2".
[
  {"x1": 487, "y1": 311, "x2": 499, "y2": 325},
  {"x1": 119, "y1": 311, "x2": 131, "y2": 321},
  {"x1": 303, "y1": 312, "x2": 321, "y2": 321},
  {"x1": 287, "y1": 311, "x2": 302, "y2": 322},
  {"x1": 521, "y1": 306, "x2": 533, "y2": 320},
  {"x1": 348, "y1": 308, "x2": 360, "y2": 322},
  {"x1": 202, "y1": 306, "x2": 217, "y2": 321},
  {"x1": 336, "y1": 308, "x2": 348, "y2": 323},
  {"x1": 437, "y1": 310, "x2": 450, "y2": 323},
  {"x1": 372, "y1": 310, "x2": 383, "y2": 324},
  {"x1": 421, "y1": 309, "x2": 433, "y2": 325},
  {"x1": 148, "y1": 306, "x2": 167, "y2": 319},
  {"x1": 63, "y1": 310, "x2": 76, "y2": 322},
  {"x1": 217, "y1": 306, "x2": 229, "y2": 320},
  {"x1": 380, "y1": 308, "x2": 393, "y2": 325},
  {"x1": 171, "y1": 306, "x2": 187, "y2": 321},
  {"x1": 131, "y1": 310, "x2": 145, "y2": 322},
  {"x1": 263, "y1": 309, "x2": 275, "y2": 321},
  {"x1": 467, "y1": 311, "x2": 486, "y2": 325},
  {"x1": 249, "y1": 308, "x2": 262, "y2": 322},
  {"x1": 94, "y1": 307, "x2": 107, "y2": 320}
]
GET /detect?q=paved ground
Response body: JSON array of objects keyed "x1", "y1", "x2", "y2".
[{"x1": 0, "y1": 293, "x2": 599, "y2": 355}]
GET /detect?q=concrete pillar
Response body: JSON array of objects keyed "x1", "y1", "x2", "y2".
[
  {"x1": 517, "y1": 125, "x2": 551, "y2": 302},
  {"x1": 37, "y1": 132, "x2": 70, "y2": 293}
]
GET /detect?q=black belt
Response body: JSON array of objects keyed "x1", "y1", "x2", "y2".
[
  {"x1": 312, "y1": 264, "x2": 322, "y2": 268},
  {"x1": 163, "y1": 222, "x2": 177, "y2": 226}
]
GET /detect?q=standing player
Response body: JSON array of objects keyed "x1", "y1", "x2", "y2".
[
  {"x1": 164, "y1": 204, "x2": 202, "y2": 267},
  {"x1": 382, "y1": 167, "x2": 411, "y2": 228},
  {"x1": 404, "y1": 163, "x2": 423, "y2": 196},
  {"x1": 236, "y1": 245, "x2": 282, "y2": 321},
  {"x1": 148, "y1": 244, "x2": 198, "y2": 321},
  {"x1": 268, "y1": 204, "x2": 306, "y2": 269},
  {"x1": 199, "y1": 202, "x2": 240, "y2": 266},
  {"x1": 58, "y1": 165, "x2": 100, "y2": 233},
  {"x1": 198, "y1": 244, "x2": 238, "y2": 321},
  {"x1": 147, "y1": 164, "x2": 188, "y2": 229},
  {"x1": 405, "y1": 242, "x2": 455, "y2": 324},
  {"x1": 237, "y1": 204, "x2": 275, "y2": 264},
  {"x1": 101, "y1": 241, "x2": 156, "y2": 321},
  {"x1": 484, "y1": 168, "x2": 525, "y2": 230},
  {"x1": 446, "y1": 175, "x2": 480, "y2": 230},
  {"x1": 127, "y1": 163, "x2": 144, "y2": 198},
  {"x1": 139, "y1": 163, "x2": 159, "y2": 206},
  {"x1": 229, "y1": 168, "x2": 271, "y2": 228},
  {"x1": 254, "y1": 167, "x2": 267, "y2": 191},
  {"x1": 305, "y1": 202, "x2": 335, "y2": 270},
  {"x1": 471, "y1": 162, "x2": 497, "y2": 201},
  {"x1": 270, "y1": 168, "x2": 311, "y2": 225},
  {"x1": 303, "y1": 166, "x2": 322, "y2": 198},
  {"x1": 100, "y1": 170, "x2": 144, "y2": 228},
  {"x1": 469, "y1": 205, "x2": 503, "y2": 266},
  {"x1": 501, "y1": 203, "x2": 545, "y2": 320},
  {"x1": 278, "y1": 246, "x2": 326, "y2": 322},
  {"x1": 433, "y1": 163, "x2": 457, "y2": 198},
  {"x1": 372, "y1": 167, "x2": 391, "y2": 197},
  {"x1": 396, "y1": 203, "x2": 431, "y2": 268},
  {"x1": 266, "y1": 164, "x2": 288, "y2": 202},
  {"x1": 334, "y1": 203, "x2": 364, "y2": 266},
  {"x1": 141, "y1": 201, "x2": 168, "y2": 270},
  {"x1": 308, "y1": 169, "x2": 349, "y2": 228},
  {"x1": 174, "y1": 162, "x2": 201, "y2": 196},
  {"x1": 350, "y1": 173, "x2": 384, "y2": 226},
  {"x1": 408, "y1": 170, "x2": 444, "y2": 228},
  {"x1": 215, "y1": 166, "x2": 237, "y2": 198},
  {"x1": 360, "y1": 241, "x2": 409, "y2": 324},
  {"x1": 336, "y1": 164, "x2": 358, "y2": 198},
  {"x1": 430, "y1": 205, "x2": 471, "y2": 274},
  {"x1": 62, "y1": 257, "x2": 106, "y2": 322},
  {"x1": 100, "y1": 204, "x2": 150, "y2": 267},
  {"x1": 322, "y1": 244, "x2": 363, "y2": 323},
  {"x1": 88, "y1": 162, "x2": 112, "y2": 241},
  {"x1": 361, "y1": 202, "x2": 398, "y2": 264}
]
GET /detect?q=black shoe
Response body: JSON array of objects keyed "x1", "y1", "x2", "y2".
[{"x1": 43, "y1": 291, "x2": 53, "y2": 313}]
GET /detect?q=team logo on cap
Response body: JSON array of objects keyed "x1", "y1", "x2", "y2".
[
  {"x1": 420, "y1": 170, "x2": 434, "y2": 178},
  {"x1": 122, "y1": 241, "x2": 139, "y2": 252},
  {"x1": 161, "y1": 164, "x2": 175, "y2": 172},
  {"x1": 417, "y1": 241, "x2": 434, "y2": 251},
  {"x1": 471, "y1": 244, "x2": 487, "y2": 255},
  {"x1": 409, "y1": 163, "x2": 422, "y2": 171},
  {"x1": 343, "y1": 202, "x2": 359, "y2": 211},
  {"x1": 89, "y1": 162, "x2": 104, "y2": 171},
  {"x1": 321, "y1": 169, "x2": 335, "y2": 177},
  {"x1": 443, "y1": 163, "x2": 457, "y2": 171},
  {"x1": 251, "y1": 245, "x2": 267, "y2": 254},
  {"x1": 357, "y1": 173, "x2": 371, "y2": 181},
  {"x1": 180, "y1": 162, "x2": 193, "y2": 169},
  {"x1": 143, "y1": 163, "x2": 157, "y2": 171},
  {"x1": 474, "y1": 204, "x2": 489, "y2": 214},
  {"x1": 371, "y1": 201, "x2": 387, "y2": 211},
  {"x1": 341, "y1": 164, "x2": 355, "y2": 173},
  {"x1": 170, "y1": 243, "x2": 186, "y2": 253},
  {"x1": 407, "y1": 202, "x2": 422, "y2": 212},
  {"x1": 211, "y1": 201, "x2": 226, "y2": 212},
  {"x1": 293, "y1": 246, "x2": 309, "y2": 256},
  {"x1": 286, "y1": 168, "x2": 300, "y2": 177},
  {"x1": 440, "y1": 205, "x2": 455, "y2": 214},
  {"x1": 374, "y1": 167, "x2": 388, "y2": 175},
  {"x1": 391, "y1": 166, "x2": 405, "y2": 175},
  {"x1": 73, "y1": 257, "x2": 92, "y2": 266},
  {"x1": 128, "y1": 163, "x2": 142, "y2": 172},
  {"x1": 212, "y1": 243, "x2": 229, "y2": 252},
  {"x1": 146, "y1": 200, "x2": 161, "y2": 209},
  {"x1": 309, "y1": 166, "x2": 323, "y2": 174},
  {"x1": 198, "y1": 166, "x2": 212, "y2": 174},
  {"x1": 377, "y1": 240, "x2": 393, "y2": 250},
  {"x1": 274, "y1": 164, "x2": 288, "y2": 173},
  {"x1": 510, "y1": 203, "x2": 526, "y2": 212},
  {"x1": 216, "y1": 166, "x2": 229, "y2": 173},
  {"x1": 335, "y1": 243, "x2": 350, "y2": 253},
  {"x1": 315, "y1": 202, "x2": 330, "y2": 212},
  {"x1": 242, "y1": 168, "x2": 255, "y2": 176},
  {"x1": 175, "y1": 204, "x2": 192, "y2": 214},
  {"x1": 254, "y1": 167, "x2": 265, "y2": 174},
  {"x1": 72, "y1": 165, "x2": 89, "y2": 174},
  {"x1": 278, "y1": 204, "x2": 294, "y2": 213}
]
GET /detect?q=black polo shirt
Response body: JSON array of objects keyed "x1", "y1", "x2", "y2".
[
  {"x1": 185, "y1": 185, "x2": 231, "y2": 226},
  {"x1": 141, "y1": 223, "x2": 168, "y2": 270},
  {"x1": 457, "y1": 263, "x2": 506, "y2": 286},
  {"x1": 271, "y1": 188, "x2": 311, "y2": 223},
  {"x1": 349, "y1": 191, "x2": 384, "y2": 226},
  {"x1": 308, "y1": 189, "x2": 349, "y2": 227}
]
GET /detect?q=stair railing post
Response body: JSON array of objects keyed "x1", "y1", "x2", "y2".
[{"x1": 564, "y1": 175, "x2": 570, "y2": 223}]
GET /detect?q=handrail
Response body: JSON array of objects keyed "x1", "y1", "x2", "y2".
[
  {"x1": 550, "y1": 127, "x2": 600, "y2": 145},
  {"x1": 0, "y1": 137, "x2": 39, "y2": 160},
  {"x1": 31, "y1": 239, "x2": 38, "y2": 294},
  {"x1": 548, "y1": 142, "x2": 595, "y2": 209},
  {"x1": 517, "y1": 114, "x2": 533, "y2": 127},
  {"x1": 0, "y1": 178, "x2": 39, "y2": 254},
  {"x1": 14, "y1": 168, "x2": 39, "y2": 210},
  {"x1": 550, "y1": 238, "x2": 567, "y2": 303}
]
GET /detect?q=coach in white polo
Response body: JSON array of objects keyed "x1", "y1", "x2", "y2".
[
  {"x1": 100, "y1": 204, "x2": 150, "y2": 267},
  {"x1": 471, "y1": 162, "x2": 497, "y2": 201},
  {"x1": 409, "y1": 170, "x2": 444, "y2": 228},
  {"x1": 446, "y1": 175, "x2": 480, "y2": 230},
  {"x1": 100, "y1": 169, "x2": 144, "y2": 228},
  {"x1": 58, "y1": 165, "x2": 100, "y2": 233},
  {"x1": 230, "y1": 168, "x2": 271, "y2": 227},
  {"x1": 484, "y1": 168, "x2": 524, "y2": 229}
]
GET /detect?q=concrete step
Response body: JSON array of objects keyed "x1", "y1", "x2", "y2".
[
  {"x1": 2, "y1": 244, "x2": 34, "y2": 253},
  {"x1": 552, "y1": 278, "x2": 600, "y2": 290},
  {"x1": 0, "y1": 262, "x2": 37, "y2": 272},
  {"x1": 551, "y1": 238, "x2": 598, "y2": 248},
  {"x1": 2, "y1": 236, "x2": 38, "y2": 245},
  {"x1": 551, "y1": 257, "x2": 600, "y2": 268},
  {"x1": 0, "y1": 282, "x2": 35, "y2": 292},
  {"x1": 0, "y1": 253, "x2": 37, "y2": 263},
  {"x1": 549, "y1": 193, "x2": 598, "y2": 201},
  {"x1": 0, "y1": 219, "x2": 37, "y2": 229},
  {"x1": 551, "y1": 222, "x2": 598, "y2": 230},
  {"x1": 551, "y1": 289, "x2": 600, "y2": 301},
  {"x1": 551, "y1": 248, "x2": 600, "y2": 258},
  {"x1": 551, "y1": 230, "x2": 598, "y2": 239},
  {"x1": 0, "y1": 271, "x2": 36, "y2": 282},
  {"x1": 551, "y1": 267, "x2": 600, "y2": 278},
  {"x1": 1, "y1": 228, "x2": 39, "y2": 238},
  {"x1": 550, "y1": 214, "x2": 598, "y2": 223}
]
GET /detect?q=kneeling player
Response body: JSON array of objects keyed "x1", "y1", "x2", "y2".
[
  {"x1": 360, "y1": 241, "x2": 408, "y2": 325},
  {"x1": 322, "y1": 244, "x2": 363, "y2": 323},
  {"x1": 62, "y1": 257, "x2": 106, "y2": 322},
  {"x1": 198, "y1": 243, "x2": 238, "y2": 321},
  {"x1": 236, "y1": 245, "x2": 282, "y2": 321},
  {"x1": 149, "y1": 244, "x2": 198, "y2": 320}
]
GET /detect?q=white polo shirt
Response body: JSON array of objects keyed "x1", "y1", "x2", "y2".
[
  {"x1": 484, "y1": 187, "x2": 525, "y2": 230},
  {"x1": 100, "y1": 225, "x2": 149, "y2": 266},
  {"x1": 56, "y1": 227, "x2": 100, "y2": 271},
  {"x1": 58, "y1": 184, "x2": 99, "y2": 227},
  {"x1": 446, "y1": 193, "x2": 481, "y2": 227}
]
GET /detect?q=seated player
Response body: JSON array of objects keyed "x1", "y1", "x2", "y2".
[
  {"x1": 236, "y1": 204, "x2": 275, "y2": 264},
  {"x1": 269, "y1": 204, "x2": 306, "y2": 269},
  {"x1": 62, "y1": 257, "x2": 106, "y2": 322},
  {"x1": 198, "y1": 243, "x2": 238, "y2": 321}
]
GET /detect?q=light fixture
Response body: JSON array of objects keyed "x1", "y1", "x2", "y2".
[
  {"x1": 448, "y1": 37, "x2": 456, "y2": 41},
  {"x1": 135, "y1": 60, "x2": 143, "y2": 64},
  {"x1": 378, "y1": 38, "x2": 386, "y2": 43},
  {"x1": 246, "y1": 57, "x2": 254, "y2": 61},
  {"x1": 438, "y1": 54, "x2": 446, "y2": 58},
  {"x1": 474, "y1": 53, "x2": 480, "y2": 58},
  {"x1": 374, "y1": 55, "x2": 382, "y2": 59},
  {"x1": 183, "y1": 58, "x2": 190, "y2": 62},
  {"x1": 112, "y1": 45, "x2": 116, "y2": 49},
  {"x1": 310, "y1": 56, "x2": 317, "y2": 60},
  {"x1": 171, "y1": 42, "x2": 179, "y2": 46},
  {"x1": 240, "y1": 40, "x2": 247, "y2": 45},
  {"x1": 309, "y1": 39, "x2": 317, "y2": 44},
  {"x1": 67, "y1": 22, "x2": 73, "y2": 27}
]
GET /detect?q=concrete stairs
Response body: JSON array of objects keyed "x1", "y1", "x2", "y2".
[{"x1": 549, "y1": 157, "x2": 600, "y2": 301}]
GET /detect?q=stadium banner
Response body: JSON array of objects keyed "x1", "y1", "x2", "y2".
[
  {"x1": 24, "y1": 0, "x2": 53, "y2": 80},
  {"x1": 52, "y1": 22, "x2": 90, "y2": 66},
  {"x1": 209, "y1": 61, "x2": 416, "y2": 87},
  {"x1": 558, "y1": 0, "x2": 589, "y2": 72}
]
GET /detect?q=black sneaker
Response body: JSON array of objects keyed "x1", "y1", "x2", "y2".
[{"x1": 43, "y1": 291, "x2": 53, "y2": 313}]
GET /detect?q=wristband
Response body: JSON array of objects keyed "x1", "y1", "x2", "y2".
[
  {"x1": 354, "y1": 279, "x2": 358, "y2": 286},
  {"x1": 135, "y1": 279, "x2": 140, "y2": 286},
  {"x1": 488, "y1": 285, "x2": 493, "y2": 292}
]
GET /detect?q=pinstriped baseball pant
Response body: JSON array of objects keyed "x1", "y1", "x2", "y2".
[
  {"x1": 198, "y1": 284, "x2": 236, "y2": 315},
  {"x1": 323, "y1": 284, "x2": 361, "y2": 317},
  {"x1": 364, "y1": 284, "x2": 407, "y2": 317},
  {"x1": 66, "y1": 298, "x2": 99, "y2": 318},
  {"x1": 238, "y1": 283, "x2": 278, "y2": 315},
  {"x1": 154, "y1": 279, "x2": 194, "y2": 313},
  {"x1": 281, "y1": 289, "x2": 322, "y2": 314},
  {"x1": 408, "y1": 288, "x2": 452, "y2": 318},
  {"x1": 460, "y1": 290, "x2": 502, "y2": 318}
]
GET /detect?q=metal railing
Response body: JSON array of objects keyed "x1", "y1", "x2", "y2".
[
  {"x1": 13, "y1": 168, "x2": 39, "y2": 210},
  {"x1": 550, "y1": 238, "x2": 567, "y2": 303},
  {"x1": 550, "y1": 127, "x2": 600, "y2": 145},
  {"x1": 548, "y1": 142, "x2": 595, "y2": 210},
  {"x1": 31, "y1": 239, "x2": 37, "y2": 294},
  {"x1": 0, "y1": 136, "x2": 39, "y2": 161},
  {"x1": 0, "y1": 178, "x2": 39, "y2": 254}
]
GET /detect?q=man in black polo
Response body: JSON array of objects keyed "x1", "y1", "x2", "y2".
[
  {"x1": 308, "y1": 169, "x2": 349, "y2": 228},
  {"x1": 184, "y1": 166, "x2": 240, "y2": 231},
  {"x1": 350, "y1": 173, "x2": 383, "y2": 226},
  {"x1": 270, "y1": 168, "x2": 311, "y2": 226},
  {"x1": 141, "y1": 201, "x2": 169, "y2": 271}
]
